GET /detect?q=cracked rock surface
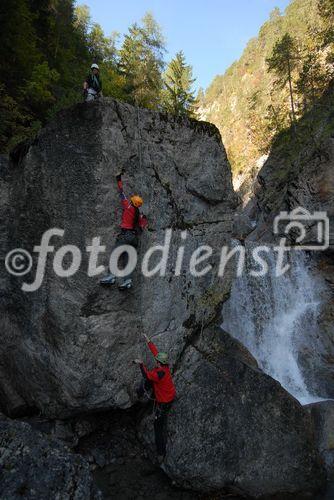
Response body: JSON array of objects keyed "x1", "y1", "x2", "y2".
[
  {"x1": 0, "y1": 99, "x2": 326, "y2": 498},
  {"x1": 140, "y1": 327, "x2": 326, "y2": 498},
  {"x1": 0, "y1": 416, "x2": 101, "y2": 499},
  {"x1": 0, "y1": 98, "x2": 237, "y2": 417}
]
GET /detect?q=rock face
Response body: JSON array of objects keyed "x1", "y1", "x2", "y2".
[
  {"x1": 249, "y1": 136, "x2": 334, "y2": 247},
  {"x1": 0, "y1": 157, "x2": 28, "y2": 415},
  {"x1": 0, "y1": 98, "x2": 237, "y2": 417},
  {"x1": 0, "y1": 417, "x2": 101, "y2": 499},
  {"x1": 140, "y1": 327, "x2": 326, "y2": 498},
  {"x1": 306, "y1": 400, "x2": 334, "y2": 479},
  {"x1": 0, "y1": 99, "x2": 327, "y2": 498},
  {"x1": 0, "y1": 155, "x2": 10, "y2": 291}
]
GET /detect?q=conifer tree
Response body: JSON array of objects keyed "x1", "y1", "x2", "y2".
[
  {"x1": 267, "y1": 33, "x2": 299, "y2": 125},
  {"x1": 296, "y1": 52, "x2": 327, "y2": 109},
  {"x1": 161, "y1": 51, "x2": 197, "y2": 117},
  {"x1": 119, "y1": 12, "x2": 165, "y2": 108}
]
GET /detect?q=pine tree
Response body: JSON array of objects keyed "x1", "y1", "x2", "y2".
[
  {"x1": 0, "y1": 0, "x2": 91, "y2": 150},
  {"x1": 161, "y1": 51, "x2": 197, "y2": 117},
  {"x1": 267, "y1": 33, "x2": 299, "y2": 125},
  {"x1": 296, "y1": 52, "x2": 327, "y2": 110},
  {"x1": 0, "y1": 84, "x2": 32, "y2": 151},
  {"x1": 73, "y1": 4, "x2": 91, "y2": 36},
  {"x1": 22, "y1": 61, "x2": 60, "y2": 118},
  {"x1": 88, "y1": 24, "x2": 118, "y2": 64},
  {"x1": 119, "y1": 12, "x2": 165, "y2": 108},
  {"x1": 0, "y1": 0, "x2": 40, "y2": 95}
]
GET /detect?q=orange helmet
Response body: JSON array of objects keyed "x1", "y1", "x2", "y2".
[{"x1": 130, "y1": 195, "x2": 143, "y2": 207}]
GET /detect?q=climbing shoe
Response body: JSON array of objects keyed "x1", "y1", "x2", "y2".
[
  {"x1": 100, "y1": 274, "x2": 116, "y2": 285},
  {"x1": 118, "y1": 278, "x2": 133, "y2": 290}
]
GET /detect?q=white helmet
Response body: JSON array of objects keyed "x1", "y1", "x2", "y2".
[{"x1": 91, "y1": 63, "x2": 99, "y2": 70}]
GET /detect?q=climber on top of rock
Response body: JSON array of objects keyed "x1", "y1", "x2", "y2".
[
  {"x1": 100, "y1": 170, "x2": 147, "y2": 290},
  {"x1": 134, "y1": 334, "x2": 176, "y2": 463},
  {"x1": 83, "y1": 63, "x2": 102, "y2": 102}
]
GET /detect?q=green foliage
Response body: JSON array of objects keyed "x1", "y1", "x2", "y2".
[
  {"x1": 119, "y1": 12, "x2": 166, "y2": 108},
  {"x1": 296, "y1": 52, "x2": 328, "y2": 109},
  {"x1": 161, "y1": 51, "x2": 197, "y2": 117},
  {"x1": 267, "y1": 33, "x2": 299, "y2": 123},
  {"x1": 267, "y1": 34, "x2": 298, "y2": 87},
  {"x1": 0, "y1": 84, "x2": 31, "y2": 152},
  {"x1": 202, "y1": 0, "x2": 334, "y2": 175},
  {"x1": 318, "y1": 0, "x2": 334, "y2": 45},
  {"x1": 73, "y1": 4, "x2": 90, "y2": 35},
  {"x1": 100, "y1": 65, "x2": 128, "y2": 101},
  {"x1": 1, "y1": 3, "x2": 195, "y2": 152},
  {"x1": 22, "y1": 62, "x2": 60, "y2": 117},
  {"x1": 0, "y1": 0, "x2": 91, "y2": 151},
  {"x1": 88, "y1": 24, "x2": 118, "y2": 63}
]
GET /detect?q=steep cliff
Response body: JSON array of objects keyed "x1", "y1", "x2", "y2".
[
  {"x1": 0, "y1": 98, "x2": 237, "y2": 417},
  {"x1": 0, "y1": 98, "x2": 326, "y2": 498}
]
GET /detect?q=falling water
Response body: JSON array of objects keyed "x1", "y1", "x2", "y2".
[{"x1": 222, "y1": 246, "x2": 325, "y2": 404}]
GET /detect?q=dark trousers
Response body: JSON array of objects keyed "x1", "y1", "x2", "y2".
[
  {"x1": 154, "y1": 402, "x2": 172, "y2": 457},
  {"x1": 137, "y1": 378, "x2": 172, "y2": 457},
  {"x1": 111, "y1": 229, "x2": 138, "y2": 279},
  {"x1": 137, "y1": 378, "x2": 153, "y2": 399}
]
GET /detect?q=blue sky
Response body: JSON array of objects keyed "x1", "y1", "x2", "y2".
[{"x1": 79, "y1": 0, "x2": 291, "y2": 91}]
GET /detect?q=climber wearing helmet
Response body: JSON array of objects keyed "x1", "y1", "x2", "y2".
[
  {"x1": 134, "y1": 334, "x2": 176, "y2": 463},
  {"x1": 100, "y1": 170, "x2": 147, "y2": 290},
  {"x1": 83, "y1": 63, "x2": 102, "y2": 102}
]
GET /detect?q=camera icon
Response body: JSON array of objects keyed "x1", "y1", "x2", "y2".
[{"x1": 273, "y1": 207, "x2": 329, "y2": 250}]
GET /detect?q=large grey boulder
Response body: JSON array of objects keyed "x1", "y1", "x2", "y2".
[
  {"x1": 0, "y1": 417, "x2": 101, "y2": 499},
  {"x1": 0, "y1": 98, "x2": 237, "y2": 417},
  {"x1": 140, "y1": 327, "x2": 326, "y2": 498}
]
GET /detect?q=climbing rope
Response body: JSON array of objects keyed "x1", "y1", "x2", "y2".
[
  {"x1": 135, "y1": 104, "x2": 147, "y2": 363},
  {"x1": 137, "y1": 105, "x2": 143, "y2": 172}
]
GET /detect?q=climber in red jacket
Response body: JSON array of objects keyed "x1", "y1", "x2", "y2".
[
  {"x1": 134, "y1": 334, "x2": 176, "y2": 462},
  {"x1": 100, "y1": 170, "x2": 147, "y2": 290}
]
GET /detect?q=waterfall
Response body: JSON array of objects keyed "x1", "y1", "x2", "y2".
[{"x1": 222, "y1": 246, "x2": 326, "y2": 405}]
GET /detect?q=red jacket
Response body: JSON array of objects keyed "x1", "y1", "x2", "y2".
[
  {"x1": 141, "y1": 342, "x2": 176, "y2": 404},
  {"x1": 117, "y1": 179, "x2": 147, "y2": 231},
  {"x1": 117, "y1": 179, "x2": 137, "y2": 230}
]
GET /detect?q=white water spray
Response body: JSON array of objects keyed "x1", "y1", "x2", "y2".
[{"x1": 222, "y1": 247, "x2": 325, "y2": 404}]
